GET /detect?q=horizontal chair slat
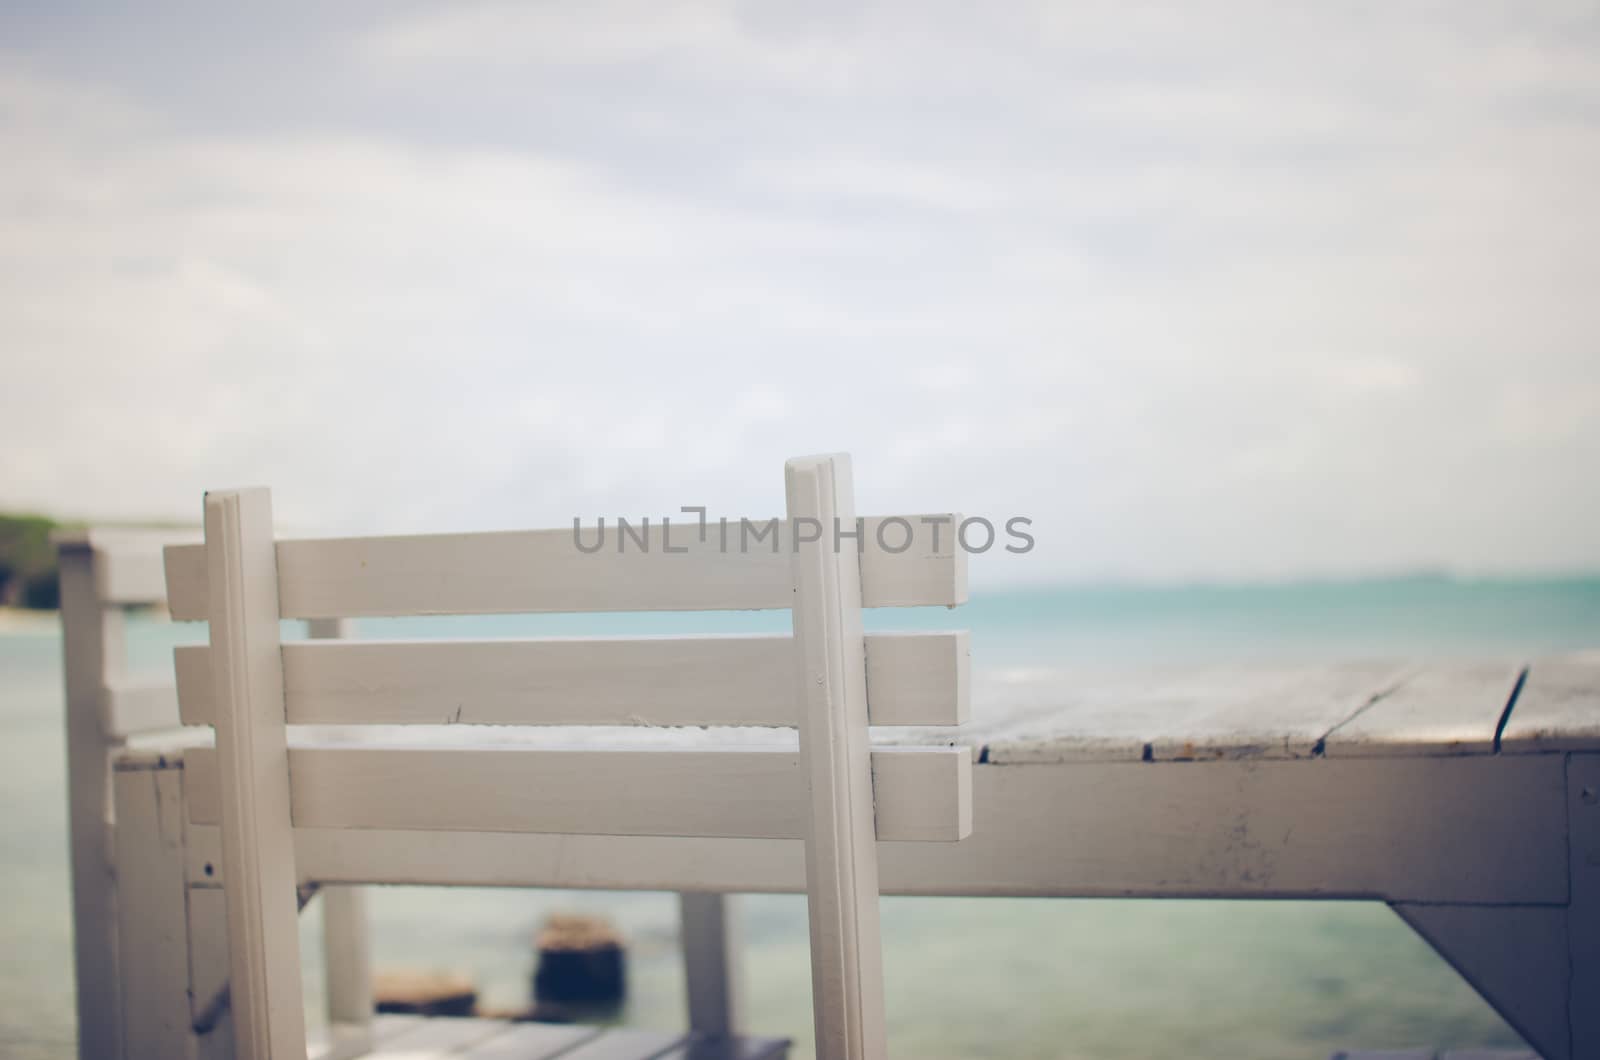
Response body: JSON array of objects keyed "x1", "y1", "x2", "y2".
[
  {"x1": 99, "y1": 680, "x2": 181, "y2": 738},
  {"x1": 174, "y1": 632, "x2": 969, "y2": 728},
  {"x1": 56, "y1": 528, "x2": 198, "y2": 606},
  {"x1": 184, "y1": 745, "x2": 972, "y2": 843},
  {"x1": 163, "y1": 514, "x2": 967, "y2": 620}
]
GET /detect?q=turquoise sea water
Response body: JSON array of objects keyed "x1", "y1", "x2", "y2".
[{"x1": 5, "y1": 576, "x2": 1599, "y2": 1059}]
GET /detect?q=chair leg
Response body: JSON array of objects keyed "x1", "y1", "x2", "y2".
[
  {"x1": 322, "y1": 886, "x2": 373, "y2": 1050},
  {"x1": 680, "y1": 892, "x2": 741, "y2": 1037}
]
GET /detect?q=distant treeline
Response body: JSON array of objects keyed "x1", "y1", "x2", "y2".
[{"x1": 0, "y1": 513, "x2": 68, "y2": 610}]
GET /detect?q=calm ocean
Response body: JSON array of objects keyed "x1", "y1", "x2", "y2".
[{"x1": 5, "y1": 576, "x2": 1598, "y2": 1059}]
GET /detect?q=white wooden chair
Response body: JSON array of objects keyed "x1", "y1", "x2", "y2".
[
  {"x1": 54, "y1": 530, "x2": 373, "y2": 1060},
  {"x1": 164, "y1": 453, "x2": 973, "y2": 1060}
]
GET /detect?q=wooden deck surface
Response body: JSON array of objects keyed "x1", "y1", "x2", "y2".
[
  {"x1": 318, "y1": 1014, "x2": 788, "y2": 1059},
  {"x1": 902, "y1": 652, "x2": 1594, "y2": 762}
]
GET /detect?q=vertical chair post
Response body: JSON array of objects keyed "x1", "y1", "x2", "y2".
[
  {"x1": 205, "y1": 489, "x2": 307, "y2": 1060},
  {"x1": 785, "y1": 454, "x2": 888, "y2": 1060},
  {"x1": 58, "y1": 543, "x2": 126, "y2": 1060}
]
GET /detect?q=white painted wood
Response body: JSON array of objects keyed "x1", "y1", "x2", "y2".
[
  {"x1": 548, "y1": 1028, "x2": 688, "y2": 1060},
  {"x1": 867, "y1": 630, "x2": 969, "y2": 727},
  {"x1": 307, "y1": 1013, "x2": 425, "y2": 1058},
  {"x1": 306, "y1": 1012, "x2": 420, "y2": 1056},
  {"x1": 112, "y1": 764, "x2": 192, "y2": 1060},
  {"x1": 183, "y1": 744, "x2": 971, "y2": 842},
  {"x1": 307, "y1": 1023, "x2": 374, "y2": 1060},
  {"x1": 186, "y1": 820, "x2": 224, "y2": 888},
  {"x1": 163, "y1": 513, "x2": 966, "y2": 621},
  {"x1": 181, "y1": 754, "x2": 1566, "y2": 905},
  {"x1": 321, "y1": 886, "x2": 371, "y2": 1031},
  {"x1": 203, "y1": 488, "x2": 307, "y2": 1060},
  {"x1": 1499, "y1": 658, "x2": 1600, "y2": 752},
  {"x1": 1392, "y1": 902, "x2": 1570, "y2": 1060},
  {"x1": 453, "y1": 1023, "x2": 600, "y2": 1059},
  {"x1": 54, "y1": 527, "x2": 200, "y2": 605},
  {"x1": 175, "y1": 644, "x2": 214, "y2": 724},
  {"x1": 186, "y1": 885, "x2": 234, "y2": 1059},
  {"x1": 967, "y1": 662, "x2": 1414, "y2": 764},
  {"x1": 680, "y1": 892, "x2": 741, "y2": 1036},
  {"x1": 785, "y1": 454, "x2": 887, "y2": 1060},
  {"x1": 363, "y1": 1016, "x2": 506, "y2": 1057},
  {"x1": 174, "y1": 632, "x2": 968, "y2": 728},
  {"x1": 1323, "y1": 662, "x2": 1524, "y2": 758},
  {"x1": 654, "y1": 1034, "x2": 790, "y2": 1060},
  {"x1": 370, "y1": 1015, "x2": 425, "y2": 1040},
  {"x1": 57, "y1": 546, "x2": 124, "y2": 1060},
  {"x1": 302, "y1": 616, "x2": 375, "y2": 1052},
  {"x1": 101, "y1": 678, "x2": 182, "y2": 738},
  {"x1": 1568, "y1": 753, "x2": 1600, "y2": 1060}
]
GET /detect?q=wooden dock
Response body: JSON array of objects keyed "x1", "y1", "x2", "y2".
[
  {"x1": 60, "y1": 524, "x2": 1600, "y2": 1059},
  {"x1": 315, "y1": 1015, "x2": 787, "y2": 1059}
]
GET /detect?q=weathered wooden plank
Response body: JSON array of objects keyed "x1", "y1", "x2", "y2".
[
  {"x1": 1498, "y1": 658, "x2": 1600, "y2": 753},
  {"x1": 366, "y1": 1016, "x2": 508, "y2": 1057},
  {"x1": 309, "y1": 1022, "x2": 376, "y2": 1060},
  {"x1": 453, "y1": 1022, "x2": 601, "y2": 1059},
  {"x1": 970, "y1": 662, "x2": 1412, "y2": 764},
  {"x1": 100, "y1": 678, "x2": 181, "y2": 738},
  {"x1": 112, "y1": 765, "x2": 191, "y2": 1059},
  {"x1": 654, "y1": 1034, "x2": 792, "y2": 1059},
  {"x1": 186, "y1": 886, "x2": 234, "y2": 1060},
  {"x1": 173, "y1": 631, "x2": 969, "y2": 728},
  {"x1": 170, "y1": 743, "x2": 1568, "y2": 906},
  {"x1": 163, "y1": 514, "x2": 967, "y2": 621},
  {"x1": 184, "y1": 744, "x2": 971, "y2": 842},
  {"x1": 204, "y1": 488, "x2": 306, "y2": 1060},
  {"x1": 1323, "y1": 662, "x2": 1524, "y2": 758},
  {"x1": 370, "y1": 1014, "x2": 426, "y2": 1041},
  {"x1": 554, "y1": 1028, "x2": 688, "y2": 1060},
  {"x1": 785, "y1": 454, "x2": 887, "y2": 1060}
]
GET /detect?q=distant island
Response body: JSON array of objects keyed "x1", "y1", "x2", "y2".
[
  {"x1": 0, "y1": 513, "x2": 194, "y2": 611},
  {"x1": 0, "y1": 513, "x2": 69, "y2": 610}
]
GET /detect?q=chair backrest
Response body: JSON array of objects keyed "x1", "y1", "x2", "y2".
[{"x1": 165, "y1": 453, "x2": 972, "y2": 1060}]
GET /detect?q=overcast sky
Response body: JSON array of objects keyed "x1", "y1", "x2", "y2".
[{"x1": 3, "y1": 2, "x2": 1597, "y2": 582}]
